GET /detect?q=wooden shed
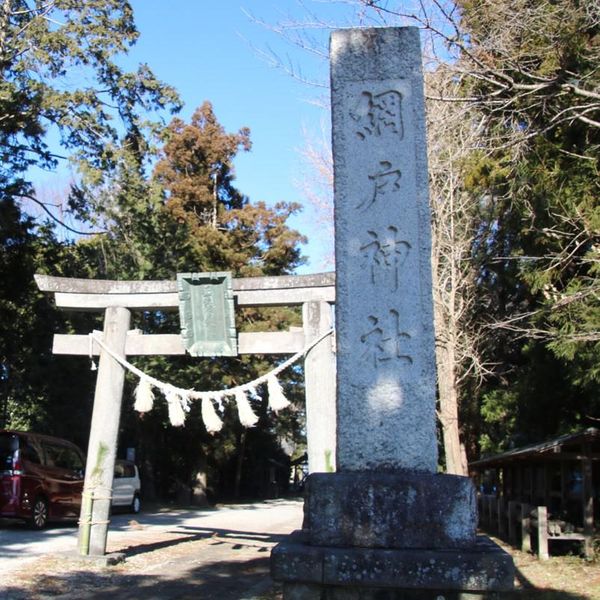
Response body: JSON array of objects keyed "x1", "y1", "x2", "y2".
[{"x1": 470, "y1": 428, "x2": 599, "y2": 558}]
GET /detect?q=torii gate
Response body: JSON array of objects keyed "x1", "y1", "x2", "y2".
[{"x1": 35, "y1": 271, "x2": 336, "y2": 558}]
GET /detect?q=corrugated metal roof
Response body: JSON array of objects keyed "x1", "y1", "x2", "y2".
[{"x1": 470, "y1": 427, "x2": 600, "y2": 468}]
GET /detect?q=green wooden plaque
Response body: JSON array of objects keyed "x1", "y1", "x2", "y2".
[{"x1": 177, "y1": 272, "x2": 237, "y2": 357}]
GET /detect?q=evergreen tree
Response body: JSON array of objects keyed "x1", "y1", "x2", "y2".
[
  {"x1": 456, "y1": 0, "x2": 600, "y2": 451},
  {"x1": 0, "y1": 0, "x2": 180, "y2": 447},
  {"x1": 0, "y1": 0, "x2": 180, "y2": 206},
  {"x1": 72, "y1": 104, "x2": 307, "y2": 502},
  {"x1": 0, "y1": 197, "x2": 98, "y2": 445},
  {"x1": 154, "y1": 102, "x2": 305, "y2": 277}
]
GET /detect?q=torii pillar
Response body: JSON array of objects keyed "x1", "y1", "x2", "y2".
[{"x1": 80, "y1": 306, "x2": 130, "y2": 556}]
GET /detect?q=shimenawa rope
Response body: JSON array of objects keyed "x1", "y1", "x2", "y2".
[{"x1": 89, "y1": 328, "x2": 334, "y2": 431}]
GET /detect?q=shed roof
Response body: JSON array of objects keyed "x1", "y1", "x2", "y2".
[{"x1": 470, "y1": 427, "x2": 600, "y2": 469}]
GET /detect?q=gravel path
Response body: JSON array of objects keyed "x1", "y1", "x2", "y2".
[{"x1": 0, "y1": 498, "x2": 303, "y2": 599}]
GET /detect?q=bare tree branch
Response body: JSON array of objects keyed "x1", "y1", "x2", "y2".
[{"x1": 16, "y1": 192, "x2": 107, "y2": 236}]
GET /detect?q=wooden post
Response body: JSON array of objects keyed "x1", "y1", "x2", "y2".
[
  {"x1": 521, "y1": 503, "x2": 532, "y2": 553},
  {"x1": 508, "y1": 501, "x2": 517, "y2": 546},
  {"x1": 303, "y1": 301, "x2": 336, "y2": 473},
  {"x1": 582, "y1": 445, "x2": 594, "y2": 559},
  {"x1": 560, "y1": 460, "x2": 568, "y2": 512},
  {"x1": 78, "y1": 306, "x2": 131, "y2": 556},
  {"x1": 497, "y1": 496, "x2": 505, "y2": 537},
  {"x1": 537, "y1": 505, "x2": 549, "y2": 560},
  {"x1": 479, "y1": 495, "x2": 487, "y2": 527},
  {"x1": 529, "y1": 466, "x2": 534, "y2": 503},
  {"x1": 543, "y1": 463, "x2": 551, "y2": 508}
]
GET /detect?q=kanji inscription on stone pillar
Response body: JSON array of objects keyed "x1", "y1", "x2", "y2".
[{"x1": 332, "y1": 27, "x2": 438, "y2": 472}]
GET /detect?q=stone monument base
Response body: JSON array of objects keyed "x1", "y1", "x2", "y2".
[
  {"x1": 303, "y1": 471, "x2": 478, "y2": 549},
  {"x1": 271, "y1": 472, "x2": 514, "y2": 599},
  {"x1": 272, "y1": 531, "x2": 513, "y2": 599},
  {"x1": 281, "y1": 582, "x2": 508, "y2": 600}
]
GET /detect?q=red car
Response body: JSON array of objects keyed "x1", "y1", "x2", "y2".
[{"x1": 0, "y1": 430, "x2": 85, "y2": 528}]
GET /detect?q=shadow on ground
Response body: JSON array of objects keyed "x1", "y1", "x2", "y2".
[
  {"x1": 501, "y1": 567, "x2": 589, "y2": 600},
  {"x1": 0, "y1": 555, "x2": 274, "y2": 600},
  {"x1": 2, "y1": 506, "x2": 596, "y2": 600},
  {"x1": 117, "y1": 525, "x2": 288, "y2": 559}
]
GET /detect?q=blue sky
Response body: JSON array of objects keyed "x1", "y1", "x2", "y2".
[
  {"x1": 30, "y1": 2, "x2": 394, "y2": 271},
  {"x1": 28, "y1": 1, "x2": 360, "y2": 270},
  {"x1": 123, "y1": 1, "x2": 354, "y2": 272},
  {"x1": 32, "y1": 0, "x2": 398, "y2": 273}
]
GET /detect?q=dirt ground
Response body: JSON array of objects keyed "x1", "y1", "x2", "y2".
[
  {"x1": 1, "y1": 521, "x2": 282, "y2": 600},
  {"x1": 2, "y1": 525, "x2": 600, "y2": 599},
  {"x1": 501, "y1": 538, "x2": 600, "y2": 600}
]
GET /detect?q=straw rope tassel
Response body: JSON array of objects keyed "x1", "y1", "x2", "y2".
[
  {"x1": 134, "y1": 378, "x2": 155, "y2": 413},
  {"x1": 165, "y1": 388, "x2": 186, "y2": 427},
  {"x1": 247, "y1": 386, "x2": 261, "y2": 401},
  {"x1": 201, "y1": 396, "x2": 223, "y2": 434},
  {"x1": 267, "y1": 375, "x2": 290, "y2": 412},
  {"x1": 234, "y1": 389, "x2": 259, "y2": 428}
]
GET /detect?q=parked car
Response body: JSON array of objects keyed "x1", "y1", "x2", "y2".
[
  {"x1": 0, "y1": 430, "x2": 85, "y2": 529},
  {"x1": 112, "y1": 459, "x2": 141, "y2": 514},
  {"x1": 1, "y1": 430, "x2": 142, "y2": 528}
]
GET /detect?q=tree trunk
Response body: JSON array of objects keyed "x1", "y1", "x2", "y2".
[
  {"x1": 191, "y1": 454, "x2": 209, "y2": 506},
  {"x1": 233, "y1": 430, "x2": 247, "y2": 499},
  {"x1": 436, "y1": 342, "x2": 468, "y2": 475}
]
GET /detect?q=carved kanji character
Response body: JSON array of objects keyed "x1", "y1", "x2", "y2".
[
  {"x1": 356, "y1": 161, "x2": 401, "y2": 211},
  {"x1": 352, "y1": 90, "x2": 404, "y2": 140},
  {"x1": 361, "y1": 226, "x2": 411, "y2": 290},
  {"x1": 360, "y1": 310, "x2": 412, "y2": 367}
]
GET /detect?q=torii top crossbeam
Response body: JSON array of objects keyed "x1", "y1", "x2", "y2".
[{"x1": 35, "y1": 272, "x2": 335, "y2": 356}]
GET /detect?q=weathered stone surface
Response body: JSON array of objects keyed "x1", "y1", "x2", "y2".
[
  {"x1": 271, "y1": 536, "x2": 514, "y2": 592},
  {"x1": 305, "y1": 471, "x2": 477, "y2": 549},
  {"x1": 332, "y1": 27, "x2": 437, "y2": 473},
  {"x1": 272, "y1": 533, "x2": 324, "y2": 583},
  {"x1": 304, "y1": 301, "x2": 336, "y2": 473},
  {"x1": 282, "y1": 583, "x2": 505, "y2": 600}
]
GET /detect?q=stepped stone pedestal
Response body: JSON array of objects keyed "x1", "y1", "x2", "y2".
[
  {"x1": 272, "y1": 472, "x2": 514, "y2": 598},
  {"x1": 271, "y1": 27, "x2": 514, "y2": 599}
]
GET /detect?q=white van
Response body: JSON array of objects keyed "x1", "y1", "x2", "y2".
[{"x1": 112, "y1": 459, "x2": 141, "y2": 513}]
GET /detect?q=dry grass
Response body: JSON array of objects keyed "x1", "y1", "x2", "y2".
[{"x1": 493, "y1": 537, "x2": 600, "y2": 600}]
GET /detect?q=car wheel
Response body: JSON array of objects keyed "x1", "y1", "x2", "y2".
[
  {"x1": 131, "y1": 494, "x2": 141, "y2": 514},
  {"x1": 29, "y1": 497, "x2": 48, "y2": 529}
]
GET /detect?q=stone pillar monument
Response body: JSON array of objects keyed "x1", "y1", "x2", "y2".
[
  {"x1": 271, "y1": 27, "x2": 514, "y2": 599},
  {"x1": 333, "y1": 26, "x2": 437, "y2": 474}
]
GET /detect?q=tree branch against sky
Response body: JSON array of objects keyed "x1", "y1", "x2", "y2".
[
  {"x1": 427, "y1": 64, "x2": 494, "y2": 474},
  {"x1": 257, "y1": 0, "x2": 600, "y2": 464},
  {"x1": 0, "y1": 0, "x2": 180, "y2": 230},
  {"x1": 362, "y1": 0, "x2": 600, "y2": 149}
]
